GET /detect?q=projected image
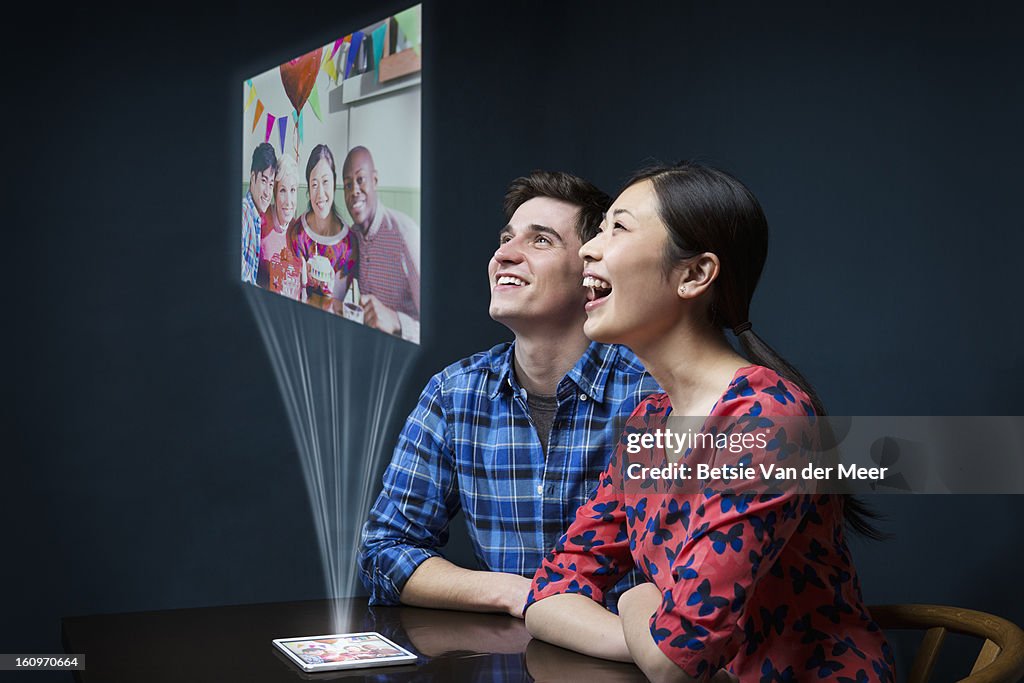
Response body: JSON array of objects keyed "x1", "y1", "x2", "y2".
[
  {"x1": 241, "y1": 5, "x2": 421, "y2": 344},
  {"x1": 282, "y1": 634, "x2": 406, "y2": 664}
]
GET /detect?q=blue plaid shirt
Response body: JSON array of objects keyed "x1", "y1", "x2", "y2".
[
  {"x1": 359, "y1": 341, "x2": 660, "y2": 608},
  {"x1": 241, "y1": 191, "x2": 261, "y2": 284}
]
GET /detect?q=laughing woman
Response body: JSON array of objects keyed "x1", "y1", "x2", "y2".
[
  {"x1": 288, "y1": 144, "x2": 357, "y2": 302},
  {"x1": 523, "y1": 163, "x2": 893, "y2": 682}
]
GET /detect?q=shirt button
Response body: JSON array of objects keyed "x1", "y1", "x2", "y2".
[
  {"x1": 580, "y1": 393, "x2": 589, "y2": 401},
  {"x1": 537, "y1": 485, "x2": 544, "y2": 494}
]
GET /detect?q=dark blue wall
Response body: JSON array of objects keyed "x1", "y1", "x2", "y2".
[{"x1": 5, "y1": 0, "x2": 1023, "y2": 678}]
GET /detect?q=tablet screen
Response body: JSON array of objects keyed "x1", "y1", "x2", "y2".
[{"x1": 275, "y1": 632, "x2": 416, "y2": 670}]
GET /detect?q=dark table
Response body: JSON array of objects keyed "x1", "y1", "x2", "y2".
[{"x1": 62, "y1": 597, "x2": 647, "y2": 682}]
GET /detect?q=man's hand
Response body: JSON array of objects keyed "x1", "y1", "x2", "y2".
[
  {"x1": 361, "y1": 294, "x2": 400, "y2": 335},
  {"x1": 400, "y1": 557, "x2": 533, "y2": 617},
  {"x1": 493, "y1": 572, "x2": 533, "y2": 618}
]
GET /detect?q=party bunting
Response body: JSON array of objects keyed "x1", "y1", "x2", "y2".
[
  {"x1": 308, "y1": 83, "x2": 322, "y2": 122},
  {"x1": 277, "y1": 116, "x2": 288, "y2": 153},
  {"x1": 331, "y1": 38, "x2": 344, "y2": 59},
  {"x1": 324, "y1": 55, "x2": 338, "y2": 82},
  {"x1": 345, "y1": 31, "x2": 364, "y2": 79},
  {"x1": 394, "y1": 6, "x2": 420, "y2": 55},
  {"x1": 246, "y1": 79, "x2": 253, "y2": 88},
  {"x1": 265, "y1": 113, "x2": 276, "y2": 143},
  {"x1": 372, "y1": 23, "x2": 386, "y2": 80},
  {"x1": 244, "y1": 84, "x2": 256, "y2": 112},
  {"x1": 251, "y1": 100, "x2": 265, "y2": 132}
]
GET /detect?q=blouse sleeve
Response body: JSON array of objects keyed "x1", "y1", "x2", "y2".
[
  {"x1": 524, "y1": 437, "x2": 637, "y2": 612},
  {"x1": 651, "y1": 376, "x2": 820, "y2": 676}
]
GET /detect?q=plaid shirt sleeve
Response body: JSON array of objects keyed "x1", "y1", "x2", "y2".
[
  {"x1": 359, "y1": 373, "x2": 460, "y2": 604},
  {"x1": 241, "y1": 194, "x2": 260, "y2": 284}
]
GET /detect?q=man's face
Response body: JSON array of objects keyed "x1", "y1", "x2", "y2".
[
  {"x1": 488, "y1": 197, "x2": 587, "y2": 331},
  {"x1": 342, "y1": 153, "x2": 378, "y2": 227},
  {"x1": 250, "y1": 168, "x2": 275, "y2": 214}
]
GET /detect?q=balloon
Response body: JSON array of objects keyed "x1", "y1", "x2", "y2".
[{"x1": 279, "y1": 47, "x2": 323, "y2": 114}]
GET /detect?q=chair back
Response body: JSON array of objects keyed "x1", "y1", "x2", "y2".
[{"x1": 869, "y1": 604, "x2": 1024, "y2": 683}]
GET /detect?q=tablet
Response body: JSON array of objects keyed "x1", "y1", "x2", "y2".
[{"x1": 272, "y1": 632, "x2": 418, "y2": 672}]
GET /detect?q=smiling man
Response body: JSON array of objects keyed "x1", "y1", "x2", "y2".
[
  {"x1": 242, "y1": 142, "x2": 276, "y2": 285},
  {"x1": 342, "y1": 146, "x2": 420, "y2": 343},
  {"x1": 359, "y1": 171, "x2": 658, "y2": 617}
]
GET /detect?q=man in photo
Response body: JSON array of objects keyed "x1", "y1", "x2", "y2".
[
  {"x1": 342, "y1": 146, "x2": 420, "y2": 342},
  {"x1": 242, "y1": 142, "x2": 276, "y2": 285},
  {"x1": 359, "y1": 171, "x2": 658, "y2": 617}
]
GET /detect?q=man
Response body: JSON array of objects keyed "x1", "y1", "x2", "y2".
[
  {"x1": 359, "y1": 171, "x2": 659, "y2": 617},
  {"x1": 242, "y1": 142, "x2": 276, "y2": 285},
  {"x1": 342, "y1": 146, "x2": 420, "y2": 343}
]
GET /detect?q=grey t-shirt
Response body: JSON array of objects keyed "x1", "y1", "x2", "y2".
[{"x1": 526, "y1": 392, "x2": 558, "y2": 455}]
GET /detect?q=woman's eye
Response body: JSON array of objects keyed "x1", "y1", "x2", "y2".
[{"x1": 613, "y1": 222, "x2": 626, "y2": 231}]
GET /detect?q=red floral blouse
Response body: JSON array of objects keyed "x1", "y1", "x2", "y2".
[{"x1": 525, "y1": 366, "x2": 894, "y2": 682}]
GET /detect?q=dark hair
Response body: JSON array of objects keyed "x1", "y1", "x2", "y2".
[
  {"x1": 305, "y1": 144, "x2": 342, "y2": 222},
  {"x1": 504, "y1": 170, "x2": 610, "y2": 243},
  {"x1": 250, "y1": 142, "x2": 277, "y2": 176},
  {"x1": 626, "y1": 161, "x2": 886, "y2": 540}
]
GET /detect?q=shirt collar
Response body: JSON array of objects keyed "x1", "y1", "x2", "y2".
[
  {"x1": 361, "y1": 199, "x2": 384, "y2": 240},
  {"x1": 487, "y1": 340, "x2": 619, "y2": 403}
]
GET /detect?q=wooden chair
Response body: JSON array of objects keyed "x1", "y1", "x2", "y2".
[{"x1": 869, "y1": 604, "x2": 1024, "y2": 683}]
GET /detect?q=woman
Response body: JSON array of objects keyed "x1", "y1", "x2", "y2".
[
  {"x1": 288, "y1": 144, "x2": 357, "y2": 303},
  {"x1": 524, "y1": 163, "x2": 893, "y2": 682},
  {"x1": 258, "y1": 154, "x2": 302, "y2": 299}
]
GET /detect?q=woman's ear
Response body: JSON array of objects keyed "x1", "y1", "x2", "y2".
[{"x1": 675, "y1": 252, "x2": 721, "y2": 300}]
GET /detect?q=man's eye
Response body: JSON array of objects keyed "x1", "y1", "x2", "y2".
[
  {"x1": 499, "y1": 235, "x2": 511, "y2": 245},
  {"x1": 535, "y1": 236, "x2": 551, "y2": 245}
]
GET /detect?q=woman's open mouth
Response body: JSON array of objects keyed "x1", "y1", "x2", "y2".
[{"x1": 582, "y1": 275, "x2": 611, "y2": 310}]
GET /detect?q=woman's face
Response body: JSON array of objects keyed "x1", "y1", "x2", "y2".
[
  {"x1": 579, "y1": 180, "x2": 682, "y2": 348},
  {"x1": 308, "y1": 158, "x2": 335, "y2": 220},
  {"x1": 275, "y1": 174, "x2": 298, "y2": 227}
]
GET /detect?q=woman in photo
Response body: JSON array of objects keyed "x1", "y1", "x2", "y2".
[
  {"x1": 524, "y1": 162, "x2": 894, "y2": 682},
  {"x1": 258, "y1": 154, "x2": 302, "y2": 299},
  {"x1": 288, "y1": 144, "x2": 357, "y2": 303}
]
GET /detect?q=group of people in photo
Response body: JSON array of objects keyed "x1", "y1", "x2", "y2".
[
  {"x1": 242, "y1": 142, "x2": 420, "y2": 343},
  {"x1": 358, "y1": 166, "x2": 896, "y2": 681},
  {"x1": 296, "y1": 638, "x2": 403, "y2": 664}
]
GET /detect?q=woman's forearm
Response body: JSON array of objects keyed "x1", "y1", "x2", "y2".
[
  {"x1": 619, "y1": 584, "x2": 696, "y2": 683},
  {"x1": 524, "y1": 594, "x2": 632, "y2": 662}
]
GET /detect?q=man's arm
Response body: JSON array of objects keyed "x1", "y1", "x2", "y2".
[
  {"x1": 358, "y1": 374, "x2": 458, "y2": 605},
  {"x1": 358, "y1": 372, "x2": 525, "y2": 614},
  {"x1": 401, "y1": 556, "x2": 532, "y2": 618}
]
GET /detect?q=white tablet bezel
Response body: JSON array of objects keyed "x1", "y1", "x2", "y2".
[{"x1": 272, "y1": 631, "x2": 418, "y2": 672}]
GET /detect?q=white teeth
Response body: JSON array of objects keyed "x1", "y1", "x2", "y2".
[
  {"x1": 582, "y1": 276, "x2": 611, "y2": 290},
  {"x1": 497, "y1": 276, "x2": 526, "y2": 286}
]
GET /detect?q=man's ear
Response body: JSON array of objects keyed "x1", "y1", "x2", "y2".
[
  {"x1": 372, "y1": 170, "x2": 379, "y2": 188},
  {"x1": 675, "y1": 252, "x2": 720, "y2": 299}
]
